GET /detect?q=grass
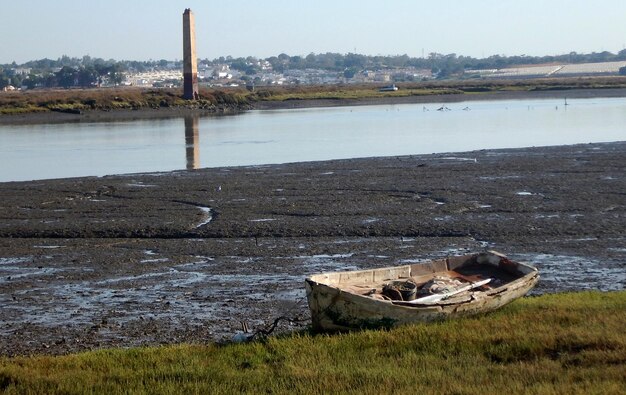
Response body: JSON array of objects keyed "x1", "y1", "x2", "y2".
[
  {"x1": 249, "y1": 76, "x2": 626, "y2": 102},
  {"x1": 0, "y1": 87, "x2": 250, "y2": 115},
  {"x1": 3, "y1": 76, "x2": 626, "y2": 116},
  {"x1": 1, "y1": 291, "x2": 625, "y2": 394},
  {"x1": 250, "y1": 86, "x2": 464, "y2": 101}
]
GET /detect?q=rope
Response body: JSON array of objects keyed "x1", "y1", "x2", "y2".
[{"x1": 235, "y1": 296, "x2": 309, "y2": 342}]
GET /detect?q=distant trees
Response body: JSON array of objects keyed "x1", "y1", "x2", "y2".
[
  {"x1": 0, "y1": 67, "x2": 25, "y2": 89},
  {"x1": 0, "y1": 69, "x2": 9, "y2": 89},
  {"x1": 2, "y1": 56, "x2": 128, "y2": 89},
  {"x1": 244, "y1": 50, "x2": 626, "y2": 79},
  {"x1": 39, "y1": 64, "x2": 124, "y2": 88},
  {"x1": 343, "y1": 53, "x2": 367, "y2": 69},
  {"x1": 229, "y1": 58, "x2": 258, "y2": 75},
  {"x1": 20, "y1": 73, "x2": 48, "y2": 89},
  {"x1": 3, "y1": 48, "x2": 626, "y2": 89},
  {"x1": 267, "y1": 56, "x2": 285, "y2": 73},
  {"x1": 343, "y1": 68, "x2": 357, "y2": 79},
  {"x1": 56, "y1": 66, "x2": 77, "y2": 88}
]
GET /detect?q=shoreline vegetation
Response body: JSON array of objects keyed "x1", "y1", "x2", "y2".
[
  {"x1": 2, "y1": 76, "x2": 626, "y2": 124},
  {"x1": 1, "y1": 291, "x2": 624, "y2": 393}
]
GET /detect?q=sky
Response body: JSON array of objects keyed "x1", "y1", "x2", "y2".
[{"x1": 2, "y1": 0, "x2": 626, "y2": 64}]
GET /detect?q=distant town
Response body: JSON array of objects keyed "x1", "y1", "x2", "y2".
[{"x1": 2, "y1": 50, "x2": 626, "y2": 92}]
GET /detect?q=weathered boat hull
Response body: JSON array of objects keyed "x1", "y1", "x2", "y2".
[{"x1": 305, "y1": 251, "x2": 539, "y2": 332}]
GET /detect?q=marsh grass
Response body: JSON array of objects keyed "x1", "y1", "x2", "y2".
[
  {"x1": 3, "y1": 77, "x2": 626, "y2": 115},
  {"x1": 1, "y1": 291, "x2": 625, "y2": 394},
  {"x1": 250, "y1": 76, "x2": 626, "y2": 103},
  {"x1": 253, "y1": 86, "x2": 464, "y2": 101},
  {"x1": 0, "y1": 87, "x2": 250, "y2": 115}
]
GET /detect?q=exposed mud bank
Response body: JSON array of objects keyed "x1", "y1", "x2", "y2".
[
  {"x1": 4, "y1": 87, "x2": 626, "y2": 125},
  {"x1": 251, "y1": 88, "x2": 626, "y2": 110},
  {"x1": 1, "y1": 142, "x2": 624, "y2": 356}
]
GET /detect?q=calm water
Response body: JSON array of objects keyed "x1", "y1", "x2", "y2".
[{"x1": 1, "y1": 97, "x2": 625, "y2": 182}]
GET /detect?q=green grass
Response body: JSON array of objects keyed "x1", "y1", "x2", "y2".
[
  {"x1": 0, "y1": 105, "x2": 48, "y2": 115},
  {"x1": 1, "y1": 291, "x2": 625, "y2": 394}
]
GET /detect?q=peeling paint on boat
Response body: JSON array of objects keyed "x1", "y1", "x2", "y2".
[{"x1": 306, "y1": 251, "x2": 539, "y2": 332}]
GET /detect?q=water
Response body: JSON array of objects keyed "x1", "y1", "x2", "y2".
[{"x1": 1, "y1": 97, "x2": 625, "y2": 182}]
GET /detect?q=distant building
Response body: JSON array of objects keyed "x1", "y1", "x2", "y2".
[
  {"x1": 13, "y1": 68, "x2": 31, "y2": 76},
  {"x1": 465, "y1": 60, "x2": 626, "y2": 79}
]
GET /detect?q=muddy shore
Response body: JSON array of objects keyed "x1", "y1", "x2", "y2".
[
  {"x1": 1, "y1": 141, "x2": 625, "y2": 356},
  {"x1": 3, "y1": 87, "x2": 626, "y2": 125},
  {"x1": 251, "y1": 87, "x2": 626, "y2": 110}
]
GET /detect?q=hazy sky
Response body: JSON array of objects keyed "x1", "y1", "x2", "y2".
[{"x1": 2, "y1": 0, "x2": 625, "y2": 64}]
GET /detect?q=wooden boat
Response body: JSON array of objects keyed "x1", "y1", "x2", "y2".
[{"x1": 305, "y1": 251, "x2": 539, "y2": 332}]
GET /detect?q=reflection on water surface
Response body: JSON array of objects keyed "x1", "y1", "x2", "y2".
[
  {"x1": 1, "y1": 97, "x2": 625, "y2": 182},
  {"x1": 185, "y1": 116, "x2": 200, "y2": 170}
]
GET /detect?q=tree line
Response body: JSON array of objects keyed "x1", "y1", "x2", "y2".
[
  {"x1": 206, "y1": 49, "x2": 626, "y2": 77},
  {"x1": 256, "y1": 50, "x2": 626, "y2": 78},
  {"x1": 3, "y1": 49, "x2": 626, "y2": 89},
  {"x1": 1, "y1": 56, "x2": 126, "y2": 89}
]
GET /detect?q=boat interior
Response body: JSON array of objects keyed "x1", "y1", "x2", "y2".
[{"x1": 309, "y1": 252, "x2": 535, "y2": 303}]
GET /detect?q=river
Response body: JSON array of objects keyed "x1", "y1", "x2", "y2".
[{"x1": 1, "y1": 96, "x2": 625, "y2": 182}]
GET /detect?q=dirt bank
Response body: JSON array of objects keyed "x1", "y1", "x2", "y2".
[
  {"x1": 1, "y1": 142, "x2": 625, "y2": 356},
  {"x1": 0, "y1": 106, "x2": 246, "y2": 126}
]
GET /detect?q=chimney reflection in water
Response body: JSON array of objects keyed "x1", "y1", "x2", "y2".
[{"x1": 184, "y1": 116, "x2": 200, "y2": 170}]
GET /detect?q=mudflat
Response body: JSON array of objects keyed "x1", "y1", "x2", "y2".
[{"x1": 1, "y1": 142, "x2": 625, "y2": 356}]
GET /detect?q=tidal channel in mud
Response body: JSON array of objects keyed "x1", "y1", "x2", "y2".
[{"x1": 0, "y1": 142, "x2": 624, "y2": 356}]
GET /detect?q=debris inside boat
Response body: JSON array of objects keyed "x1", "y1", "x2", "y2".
[{"x1": 305, "y1": 250, "x2": 539, "y2": 331}]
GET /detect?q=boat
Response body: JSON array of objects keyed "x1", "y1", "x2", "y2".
[
  {"x1": 378, "y1": 84, "x2": 398, "y2": 92},
  {"x1": 305, "y1": 250, "x2": 539, "y2": 332}
]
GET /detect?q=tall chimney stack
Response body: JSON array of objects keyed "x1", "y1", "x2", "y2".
[{"x1": 183, "y1": 9, "x2": 199, "y2": 100}]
